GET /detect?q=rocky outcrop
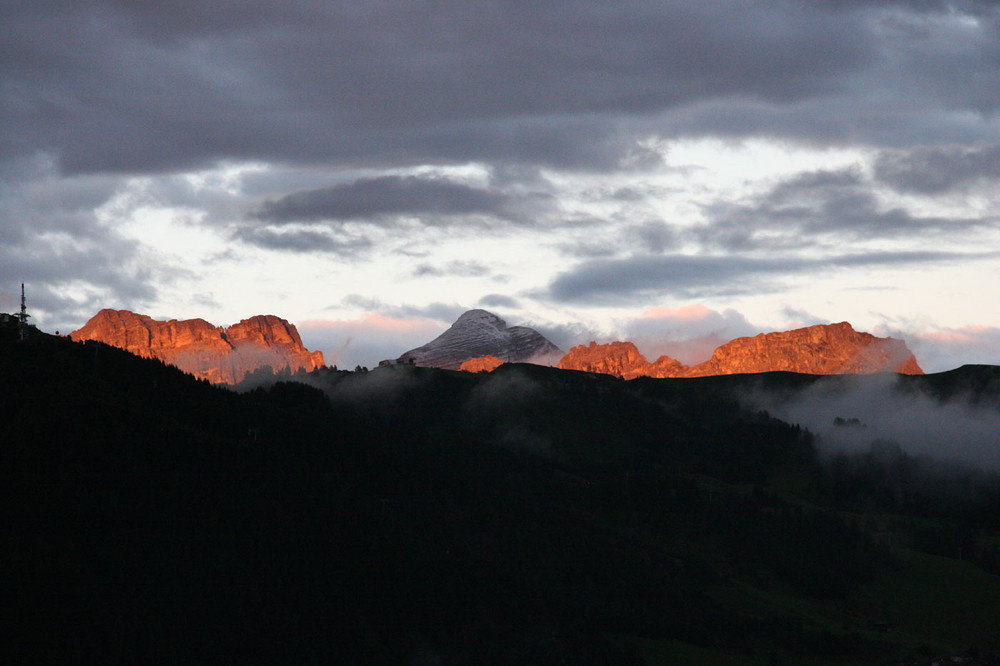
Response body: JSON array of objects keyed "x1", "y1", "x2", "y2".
[
  {"x1": 70, "y1": 309, "x2": 325, "y2": 384},
  {"x1": 649, "y1": 354, "x2": 688, "y2": 377},
  {"x1": 557, "y1": 322, "x2": 923, "y2": 379},
  {"x1": 687, "y1": 322, "x2": 923, "y2": 376},
  {"x1": 557, "y1": 341, "x2": 683, "y2": 380},
  {"x1": 398, "y1": 309, "x2": 562, "y2": 370},
  {"x1": 459, "y1": 355, "x2": 505, "y2": 373}
]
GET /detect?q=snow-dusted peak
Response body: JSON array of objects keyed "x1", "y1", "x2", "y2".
[
  {"x1": 455, "y1": 309, "x2": 507, "y2": 329},
  {"x1": 397, "y1": 309, "x2": 560, "y2": 370}
]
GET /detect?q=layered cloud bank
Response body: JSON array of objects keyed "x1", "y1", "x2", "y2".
[{"x1": 3, "y1": 1, "x2": 998, "y2": 370}]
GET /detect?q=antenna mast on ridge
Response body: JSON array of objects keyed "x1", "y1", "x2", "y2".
[{"x1": 18, "y1": 282, "x2": 29, "y2": 341}]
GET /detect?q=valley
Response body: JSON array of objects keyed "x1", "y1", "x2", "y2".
[{"x1": 4, "y1": 320, "x2": 1000, "y2": 663}]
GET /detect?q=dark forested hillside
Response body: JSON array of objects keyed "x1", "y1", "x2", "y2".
[{"x1": 4, "y1": 326, "x2": 1000, "y2": 664}]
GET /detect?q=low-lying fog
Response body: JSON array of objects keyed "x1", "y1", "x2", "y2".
[{"x1": 752, "y1": 374, "x2": 1000, "y2": 470}]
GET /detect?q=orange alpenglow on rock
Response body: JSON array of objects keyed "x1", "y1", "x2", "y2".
[
  {"x1": 557, "y1": 341, "x2": 683, "y2": 379},
  {"x1": 459, "y1": 355, "x2": 505, "y2": 373},
  {"x1": 70, "y1": 309, "x2": 325, "y2": 384},
  {"x1": 686, "y1": 322, "x2": 923, "y2": 376},
  {"x1": 557, "y1": 322, "x2": 923, "y2": 379}
]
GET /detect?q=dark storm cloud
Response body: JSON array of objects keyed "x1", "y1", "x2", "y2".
[
  {"x1": 630, "y1": 221, "x2": 679, "y2": 253},
  {"x1": 0, "y1": 234, "x2": 167, "y2": 334},
  {"x1": 0, "y1": 157, "x2": 170, "y2": 327},
  {"x1": 338, "y1": 296, "x2": 467, "y2": 324},
  {"x1": 766, "y1": 167, "x2": 866, "y2": 201},
  {"x1": 1, "y1": 236, "x2": 159, "y2": 304},
  {"x1": 827, "y1": 250, "x2": 976, "y2": 268},
  {"x1": 2, "y1": 0, "x2": 936, "y2": 176},
  {"x1": 478, "y1": 294, "x2": 520, "y2": 309},
  {"x1": 413, "y1": 261, "x2": 490, "y2": 278},
  {"x1": 875, "y1": 144, "x2": 1000, "y2": 194},
  {"x1": 241, "y1": 171, "x2": 557, "y2": 253},
  {"x1": 696, "y1": 167, "x2": 994, "y2": 251},
  {"x1": 255, "y1": 176, "x2": 511, "y2": 223},
  {"x1": 805, "y1": 0, "x2": 995, "y2": 11},
  {"x1": 529, "y1": 320, "x2": 606, "y2": 354},
  {"x1": 547, "y1": 255, "x2": 801, "y2": 303},
  {"x1": 6, "y1": 0, "x2": 999, "y2": 181},
  {"x1": 6, "y1": 0, "x2": 1000, "y2": 330},
  {"x1": 232, "y1": 226, "x2": 373, "y2": 255},
  {"x1": 0, "y1": 157, "x2": 120, "y2": 241},
  {"x1": 546, "y1": 250, "x2": 976, "y2": 303}
]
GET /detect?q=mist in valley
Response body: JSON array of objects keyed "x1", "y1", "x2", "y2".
[{"x1": 753, "y1": 373, "x2": 1000, "y2": 469}]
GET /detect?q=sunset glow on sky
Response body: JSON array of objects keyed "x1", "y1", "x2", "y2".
[{"x1": 2, "y1": 1, "x2": 999, "y2": 371}]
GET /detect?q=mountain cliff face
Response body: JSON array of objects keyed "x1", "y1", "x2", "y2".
[
  {"x1": 556, "y1": 341, "x2": 679, "y2": 379},
  {"x1": 558, "y1": 322, "x2": 923, "y2": 379},
  {"x1": 70, "y1": 309, "x2": 325, "y2": 384},
  {"x1": 459, "y1": 355, "x2": 505, "y2": 373},
  {"x1": 398, "y1": 309, "x2": 562, "y2": 370},
  {"x1": 688, "y1": 322, "x2": 923, "y2": 376}
]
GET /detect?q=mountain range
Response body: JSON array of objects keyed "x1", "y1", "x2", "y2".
[
  {"x1": 398, "y1": 311, "x2": 923, "y2": 377},
  {"x1": 69, "y1": 307, "x2": 922, "y2": 384},
  {"x1": 556, "y1": 321, "x2": 923, "y2": 378},
  {"x1": 70, "y1": 309, "x2": 324, "y2": 384}
]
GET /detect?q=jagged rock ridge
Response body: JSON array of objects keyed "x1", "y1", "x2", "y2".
[
  {"x1": 558, "y1": 322, "x2": 923, "y2": 379},
  {"x1": 398, "y1": 309, "x2": 562, "y2": 370},
  {"x1": 70, "y1": 309, "x2": 325, "y2": 384},
  {"x1": 459, "y1": 355, "x2": 505, "y2": 373},
  {"x1": 555, "y1": 341, "x2": 666, "y2": 380},
  {"x1": 687, "y1": 322, "x2": 923, "y2": 376}
]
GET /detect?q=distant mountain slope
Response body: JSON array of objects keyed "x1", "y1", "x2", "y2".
[
  {"x1": 559, "y1": 322, "x2": 923, "y2": 378},
  {"x1": 398, "y1": 309, "x2": 561, "y2": 370},
  {"x1": 70, "y1": 309, "x2": 325, "y2": 384}
]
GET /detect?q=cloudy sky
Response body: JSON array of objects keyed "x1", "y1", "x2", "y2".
[{"x1": 3, "y1": 0, "x2": 999, "y2": 371}]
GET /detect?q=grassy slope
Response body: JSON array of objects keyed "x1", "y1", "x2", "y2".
[{"x1": 851, "y1": 548, "x2": 1000, "y2": 652}]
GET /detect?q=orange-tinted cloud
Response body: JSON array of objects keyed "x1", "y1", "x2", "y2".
[
  {"x1": 623, "y1": 304, "x2": 758, "y2": 365},
  {"x1": 641, "y1": 304, "x2": 716, "y2": 321},
  {"x1": 909, "y1": 326, "x2": 1000, "y2": 372}
]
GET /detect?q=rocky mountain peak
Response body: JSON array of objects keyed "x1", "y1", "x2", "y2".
[
  {"x1": 455, "y1": 309, "x2": 506, "y2": 327},
  {"x1": 687, "y1": 322, "x2": 923, "y2": 377},
  {"x1": 398, "y1": 309, "x2": 561, "y2": 370},
  {"x1": 558, "y1": 341, "x2": 668, "y2": 380},
  {"x1": 225, "y1": 315, "x2": 302, "y2": 346},
  {"x1": 556, "y1": 322, "x2": 923, "y2": 379},
  {"x1": 70, "y1": 309, "x2": 324, "y2": 384}
]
